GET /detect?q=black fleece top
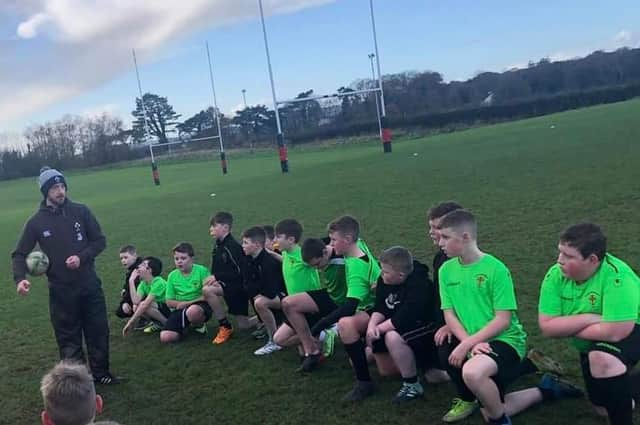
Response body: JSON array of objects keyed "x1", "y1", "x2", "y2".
[{"x1": 12, "y1": 199, "x2": 106, "y2": 286}]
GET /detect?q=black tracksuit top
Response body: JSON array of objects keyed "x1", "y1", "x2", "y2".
[{"x1": 11, "y1": 199, "x2": 106, "y2": 286}]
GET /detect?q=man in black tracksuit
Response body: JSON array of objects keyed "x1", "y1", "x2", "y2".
[{"x1": 11, "y1": 167, "x2": 117, "y2": 384}]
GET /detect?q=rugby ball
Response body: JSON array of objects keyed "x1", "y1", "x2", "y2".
[{"x1": 26, "y1": 251, "x2": 49, "y2": 276}]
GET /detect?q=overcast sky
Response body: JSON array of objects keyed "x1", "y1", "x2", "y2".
[{"x1": 1, "y1": 0, "x2": 639, "y2": 146}]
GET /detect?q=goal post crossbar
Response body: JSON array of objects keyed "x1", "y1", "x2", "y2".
[
  {"x1": 149, "y1": 136, "x2": 220, "y2": 151},
  {"x1": 276, "y1": 87, "x2": 381, "y2": 105}
]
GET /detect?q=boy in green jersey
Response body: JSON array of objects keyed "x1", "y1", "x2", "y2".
[
  {"x1": 272, "y1": 219, "x2": 326, "y2": 353},
  {"x1": 283, "y1": 237, "x2": 347, "y2": 364},
  {"x1": 539, "y1": 223, "x2": 640, "y2": 425},
  {"x1": 428, "y1": 202, "x2": 563, "y2": 378},
  {"x1": 320, "y1": 215, "x2": 381, "y2": 398},
  {"x1": 122, "y1": 256, "x2": 170, "y2": 336},
  {"x1": 438, "y1": 210, "x2": 582, "y2": 424},
  {"x1": 160, "y1": 243, "x2": 215, "y2": 344}
]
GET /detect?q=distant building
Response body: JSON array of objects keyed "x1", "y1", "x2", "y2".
[{"x1": 482, "y1": 91, "x2": 494, "y2": 106}]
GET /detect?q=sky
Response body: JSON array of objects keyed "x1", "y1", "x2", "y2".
[{"x1": 1, "y1": 0, "x2": 639, "y2": 147}]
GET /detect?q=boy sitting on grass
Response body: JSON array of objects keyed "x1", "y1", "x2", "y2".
[{"x1": 122, "y1": 256, "x2": 170, "y2": 336}]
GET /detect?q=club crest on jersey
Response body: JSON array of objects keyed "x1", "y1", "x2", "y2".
[
  {"x1": 74, "y1": 222, "x2": 83, "y2": 241},
  {"x1": 586, "y1": 291, "x2": 599, "y2": 308},
  {"x1": 476, "y1": 274, "x2": 488, "y2": 287},
  {"x1": 43, "y1": 230, "x2": 52, "y2": 238}
]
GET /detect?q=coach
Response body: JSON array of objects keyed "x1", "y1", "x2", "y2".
[{"x1": 11, "y1": 167, "x2": 117, "y2": 384}]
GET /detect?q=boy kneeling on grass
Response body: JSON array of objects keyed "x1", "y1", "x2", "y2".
[
  {"x1": 436, "y1": 209, "x2": 583, "y2": 424},
  {"x1": 364, "y1": 246, "x2": 449, "y2": 403}
]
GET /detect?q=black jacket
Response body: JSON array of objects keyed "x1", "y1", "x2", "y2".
[
  {"x1": 432, "y1": 249, "x2": 449, "y2": 288},
  {"x1": 12, "y1": 199, "x2": 106, "y2": 286},
  {"x1": 373, "y1": 260, "x2": 443, "y2": 334},
  {"x1": 211, "y1": 234, "x2": 244, "y2": 288},
  {"x1": 122, "y1": 257, "x2": 143, "y2": 299},
  {"x1": 244, "y1": 249, "x2": 286, "y2": 299}
]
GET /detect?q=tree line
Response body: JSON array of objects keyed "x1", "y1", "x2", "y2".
[{"x1": 1, "y1": 47, "x2": 639, "y2": 180}]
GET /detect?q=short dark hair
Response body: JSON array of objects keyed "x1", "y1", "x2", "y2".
[
  {"x1": 379, "y1": 246, "x2": 414, "y2": 275},
  {"x1": 301, "y1": 238, "x2": 326, "y2": 263},
  {"x1": 327, "y1": 215, "x2": 360, "y2": 241},
  {"x1": 119, "y1": 245, "x2": 136, "y2": 255},
  {"x1": 263, "y1": 225, "x2": 275, "y2": 240},
  {"x1": 439, "y1": 209, "x2": 477, "y2": 238},
  {"x1": 275, "y1": 219, "x2": 303, "y2": 243},
  {"x1": 243, "y1": 226, "x2": 266, "y2": 246},
  {"x1": 210, "y1": 211, "x2": 233, "y2": 227},
  {"x1": 143, "y1": 256, "x2": 163, "y2": 277},
  {"x1": 172, "y1": 242, "x2": 195, "y2": 257},
  {"x1": 560, "y1": 223, "x2": 607, "y2": 261},
  {"x1": 427, "y1": 201, "x2": 463, "y2": 220}
]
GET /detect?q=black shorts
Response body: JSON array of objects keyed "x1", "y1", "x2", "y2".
[
  {"x1": 282, "y1": 289, "x2": 338, "y2": 330},
  {"x1": 220, "y1": 282, "x2": 250, "y2": 316},
  {"x1": 481, "y1": 340, "x2": 522, "y2": 397},
  {"x1": 157, "y1": 303, "x2": 171, "y2": 318},
  {"x1": 372, "y1": 324, "x2": 440, "y2": 369},
  {"x1": 307, "y1": 289, "x2": 338, "y2": 316},
  {"x1": 115, "y1": 299, "x2": 133, "y2": 318},
  {"x1": 163, "y1": 301, "x2": 213, "y2": 334},
  {"x1": 440, "y1": 337, "x2": 521, "y2": 400},
  {"x1": 579, "y1": 324, "x2": 640, "y2": 405}
]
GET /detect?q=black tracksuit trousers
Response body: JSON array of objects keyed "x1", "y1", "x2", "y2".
[{"x1": 48, "y1": 279, "x2": 110, "y2": 376}]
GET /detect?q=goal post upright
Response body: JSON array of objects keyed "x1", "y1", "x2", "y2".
[
  {"x1": 205, "y1": 41, "x2": 228, "y2": 174},
  {"x1": 368, "y1": 0, "x2": 391, "y2": 153},
  {"x1": 258, "y1": 0, "x2": 289, "y2": 173},
  {"x1": 132, "y1": 48, "x2": 160, "y2": 185}
]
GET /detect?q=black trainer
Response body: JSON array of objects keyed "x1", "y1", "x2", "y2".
[
  {"x1": 94, "y1": 372, "x2": 124, "y2": 385},
  {"x1": 297, "y1": 352, "x2": 322, "y2": 372},
  {"x1": 342, "y1": 381, "x2": 375, "y2": 402}
]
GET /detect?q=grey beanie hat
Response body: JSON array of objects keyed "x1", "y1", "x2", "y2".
[{"x1": 38, "y1": 166, "x2": 67, "y2": 196}]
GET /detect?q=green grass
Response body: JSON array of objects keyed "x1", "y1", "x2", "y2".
[{"x1": 1, "y1": 99, "x2": 639, "y2": 425}]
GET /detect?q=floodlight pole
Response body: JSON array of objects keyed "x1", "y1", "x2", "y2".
[
  {"x1": 258, "y1": 0, "x2": 289, "y2": 173},
  {"x1": 369, "y1": 0, "x2": 391, "y2": 153},
  {"x1": 206, "y1": 41, "x2": 228, "y2": 174},
  {"x1": 242, "y1": 89, "x2": 247, "y2": 108},
  {"x1": 132, "y1": 48, "x2": 160, "y2": 185},
  {"x1": 368, "y1": 53, "x2": 382, "y2": 139}
]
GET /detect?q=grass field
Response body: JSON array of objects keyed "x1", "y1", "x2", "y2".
[{"x1": 1, "y1": 99, "x2": 639, "y2": 425}]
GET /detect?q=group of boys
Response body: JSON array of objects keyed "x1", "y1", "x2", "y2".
[{"x1": 113, "y1": 204, "x2": 640, "y2": 425}]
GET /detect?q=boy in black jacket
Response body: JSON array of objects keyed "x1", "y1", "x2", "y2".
[
  {"x1": 365, "y1": 246, "x2": 449, "y2": 403},
  {"x1": 115, "y1": 245, "x2": 142, "y2": 320},
  {"x1": 204, "y1": 211, "x2": 258, "y2": 345},
  {"x1": 242, "y1": 226, "x2": 287, "y2": 355}
]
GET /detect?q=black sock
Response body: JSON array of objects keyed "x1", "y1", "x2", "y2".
[
  {"x1": 630, "y1": 370, "x2": 640, "y2": 402},
  {"x1": 219, "y1": 317, "x2": 232, "y2": 329},
  {"x1": 404, "y1": 375, "x2": 418, "y2": 384},
  {"x1": 593, "y1": 374, "x2": 633, "y2": 425},
  {"x1": 344, "y1": 340, "x2": 371, "y2": 382}
]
